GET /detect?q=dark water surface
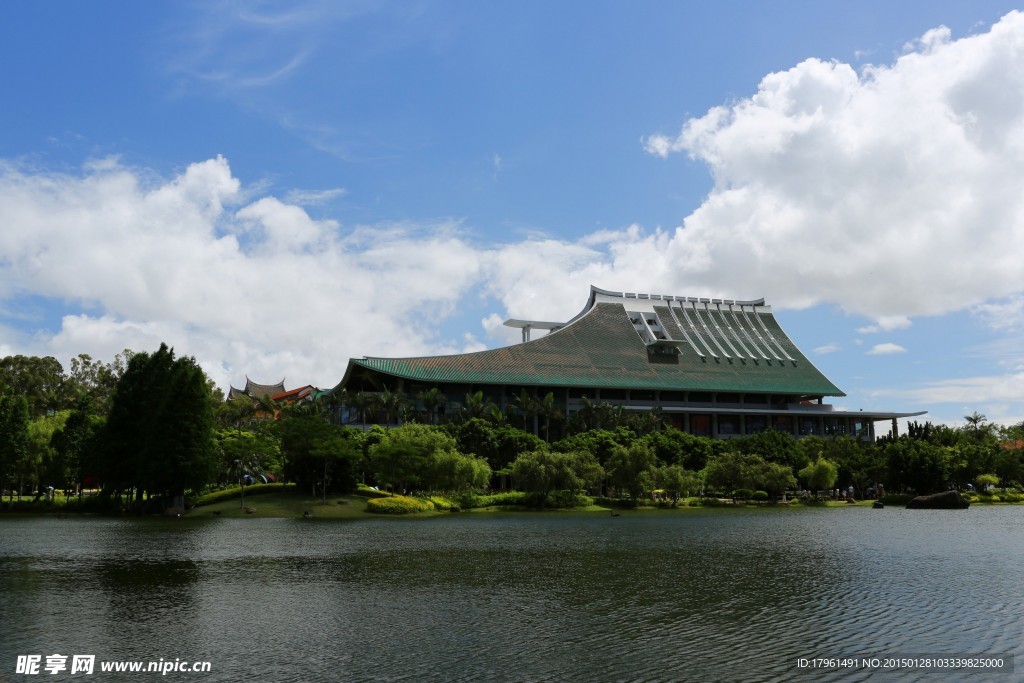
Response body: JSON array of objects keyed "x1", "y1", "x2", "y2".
[{"x1": 2, "y1": 506, "x2": 1021, "y2": 682}]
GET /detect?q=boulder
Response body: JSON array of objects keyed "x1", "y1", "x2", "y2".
[{"x1": 906, "y1": 490, "x2": 969, "y2": 509}]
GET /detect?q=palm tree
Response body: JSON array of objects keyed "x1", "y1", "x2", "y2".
[
  {"x1": 375, "y1": 387, "x2": 408, "y2": 426},
  {"x1": 417, "y1": 387, "x2": 447, "y2": 425},
  {"x1": 509, "y1": 389, "x2": 539, "y2": 435},
  {"x1": 350, "y1": 392, "x2": 374, "y2": 428},
  {"x1": 536, "y1": 392, "x2": 562, "y2": 443},
  {"x1": 964, "y1": 411, "x2": 991, "y2": 442},
  {"x1": 463, "y1": 391, "x2": 496, "y2": 420}
]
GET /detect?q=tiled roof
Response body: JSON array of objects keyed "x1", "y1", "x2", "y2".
[{"x1": 344, "y1": 295, "x2": 844, "y2": 396}]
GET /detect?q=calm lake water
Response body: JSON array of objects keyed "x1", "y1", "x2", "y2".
[{"x1": 1, "y1": 506, "x2": 1021, "y2": 682}]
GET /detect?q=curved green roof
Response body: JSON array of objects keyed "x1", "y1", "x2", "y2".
[{"x1": 342, "y1": 293, "x2": 843, "y2": 397}]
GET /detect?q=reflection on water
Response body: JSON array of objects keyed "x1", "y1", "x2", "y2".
[{"x1": 1, "y1": 507, "x2": 1022, "y2": 681}]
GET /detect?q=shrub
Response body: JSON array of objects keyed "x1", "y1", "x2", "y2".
[
  {"x1": 1001, "y1": 492, "x2": 1023, "y2": 503},
  {"x1": 427, "y1": 495, "x2": 458, "y2": 511},
  {"x1": 751, "y1": 491, "x2": 769, "y2": 502},
  {"x1": 732, "y1": 488, "x2": 753, "y2": 501},
  {"x1": 460, "y1": 491, "x2": 529, "y2": 508},
  {"x1": 365, "y1": 495, "x2": 434, "y2": 514}
]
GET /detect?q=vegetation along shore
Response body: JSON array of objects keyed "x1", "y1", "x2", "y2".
[{"x1": 2, "y1": 347, "x2": 1023, "y2": 517}]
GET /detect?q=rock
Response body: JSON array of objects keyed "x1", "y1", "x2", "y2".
[
  {"x1": 872, "y1": 501, "x2": 884, "y2": 509},
  {"x1": 906, "y1": 491, "x2": 969, "y2": 509}
]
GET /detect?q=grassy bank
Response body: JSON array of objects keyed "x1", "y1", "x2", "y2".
[{"x1": 190, "y1": 491, "x2": 371, "y2": 518}]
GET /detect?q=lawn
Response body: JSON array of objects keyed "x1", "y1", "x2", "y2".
[{"x1": 189, "y1": 491, "x2": 372, "y2": 519}]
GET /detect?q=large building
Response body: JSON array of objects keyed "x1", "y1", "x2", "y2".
[{"x1": 337, "y1": 286, "x2": 924, "y2": 440}]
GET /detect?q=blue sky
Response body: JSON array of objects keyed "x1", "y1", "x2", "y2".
[{"x1": 2, "y1": 1, "x2": 1023, "y2": 430}]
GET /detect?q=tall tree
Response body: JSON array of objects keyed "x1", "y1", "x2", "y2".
[
  {"x1": 0, "y1": 395, "x2": 30, "y2": 501},
  {"x1": 99, "y1": 344, "x2": 217, "y2": 507}
]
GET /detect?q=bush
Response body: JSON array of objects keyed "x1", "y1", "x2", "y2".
[
  {"x1": 1001, "y1": 492, "x2": 1023, "y2": 503},
  {"x1": 366, "y1": 495, "x2": 435, "y2": 514},
  {"x1": 193, "y1": 483, "x2": 295, "y2": 506},
  {"x1": 751, "y1": 491, "x2": 769, "y2": 502},
  {"x1": 880, "y1": 493, "x2": 914, "y2": 506},
  {"x1": 459, "y1": 491, "x2": 529, "y2": 508},
  {"x1": 427, "y1": 495, "x2": 458, "y2": 511},
  {"x1": 732, "y1": 489, "x2": 753, "y2": 501}
]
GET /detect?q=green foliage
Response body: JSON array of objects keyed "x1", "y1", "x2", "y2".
[
  {"x1": 702, "y1": 452, "x2": 757, "y2": 492},
  {"x1": 752, "y1": 490, "x2": 769, "y2": 501},
  {"x1": 976, "y1": 473, "x2": 1000, "y2": 490},
  {"x1": 366, "y1": 495, "x2": 435, "y2": 514},
  {"x1": 356, "y1": 484, "x2": 393, "y2": 499},
  {"x1": 881, "y1": 438, "x2": 949, "y2": 493},
  {"x1": 553, "y1": 427, "x2": 635, "y2": 466},
  {"x1": 732, "y1": 488, "x2": 753, "y2": 500},
  {"x1": 880, "y1": 493, "x2": 914, "y2": 505},
  {"x1": 799, "y1": 456, "x2": 839, "y2": 493},
  {"x1": 641, "y1": 428, "x2": 726, "y2": 471},
  {"x1": 426, "y1": 495, "x2": 458, "y2": 511},
  {"x1": 510, "y1": 449, "x2": 603, "y2": 504},
  {"x1": 459, "y1": 491, "x2": 528, "y2": 508},
  {"x1": 606, "y1": 442, "x2": 659, "y2": 501},
  {"x1": 656, "y1": 464, "x2": 700, "y2": 498},
  {"x1": 0, "y1": 395, "x2": 31, "y2": 499},
  {"x1": 728, "y1": 429, "x2": 802, "y2": 469},
  {"x1": 0, "y1": 355, "x2": 68, "y2": 418},
  {"x1": 370, "y1": 423, "x2": 455, "y2": 490},
  {"x1": 427, "y1": 448, "x2": 492, "y2": 493},
  {"x1": 97, "y1": 343, "x2": 217, "y2": 502}
]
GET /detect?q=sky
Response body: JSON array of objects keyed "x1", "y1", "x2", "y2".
[{"x1": 2, "y1": 1, "x2": 1024, "y2": 430}]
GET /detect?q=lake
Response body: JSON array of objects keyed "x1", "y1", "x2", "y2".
[{"x1": 1, "y1": 506, "x2": 1021, "y2": 682}]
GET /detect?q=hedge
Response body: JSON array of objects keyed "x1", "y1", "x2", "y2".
[{"x1": 366, "y1": 495, "x2": 435, "y2": 515}]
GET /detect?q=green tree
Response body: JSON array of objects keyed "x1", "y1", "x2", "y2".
[
  {"x1": 702, "y1": 452, "x2": 761, "y2": 493},
  {"x1": 0, "y1": 395, "x2": 30, "y2": 501},
  {"x1": 51, "y1": 405, "x2": 105, "y2": 500},
  {"x1": 426, "y1": 449, "x2": 492, "y2": 493},
  {"x1": 799, "y1": 455, "x2": 839, "y2": 496},
  {"x1": 606, "y1": 442, "x2": 659, "y2": 502},
  {"x1": 98, "y1": 344, "x2": 217, "y2": 507},
  {"x1": 369, "y1": 423, "x2": 457, "y2": 491},
  {"x1": 641, "y1": 428, "x2": 725, "y2": 470},
  {"x1": 0, "y1": 355, "x2": 69, "y2": 417},
  {"x1": 656, "y1": 464, "x2": 700, "y2": 500},
  {"x1": 510, "y1": 449, "x2": 603, "y2": 505}
]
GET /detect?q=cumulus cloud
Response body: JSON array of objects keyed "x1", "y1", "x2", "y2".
[
  {"x1": 0, "y1": 156, "x2": 484, "y2": 390},
  {"x1": 866, "y1": 343, "x2": 908, "y2": 355},
  {"x1": 644, "y1": 11, "x2": 1024, "y2": 324}
]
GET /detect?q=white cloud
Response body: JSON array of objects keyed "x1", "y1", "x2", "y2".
[
  {"x1": 866, "y1": 343, "x2": 908, "y2": 355},
  {"x1": 0, "y1": 156, "x2": 483, "y2": 391},
  {"x1": 857, "y1": 316, "x2": 912, "y2": 334},
  {"x1": 813, "y1": 343, "x2": 841, "y2": 355},
  {"x1": 973, "y1": 294, "x2": 1024, "y2": 331},
  {"x1": 644, "y1": 11, "x2": 1024, "y2": 320},
  {"x1": 876, "y1": 371, "x2": 1024, "y2": 405},
  {"x1": 284, "y1": 187, "x2": 347, "y2": 206}
]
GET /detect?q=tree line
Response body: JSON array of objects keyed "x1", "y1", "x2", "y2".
[{"x1": 2, "y1": 346, "x2": 1023, "y2": 510}]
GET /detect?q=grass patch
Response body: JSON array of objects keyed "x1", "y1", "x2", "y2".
[
  {"x1": 187, "y1": 491, "x2": 369, "y2": 519},
  {"x1": 193, "y1": 483, "x2": 296, "y2": 506}
]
